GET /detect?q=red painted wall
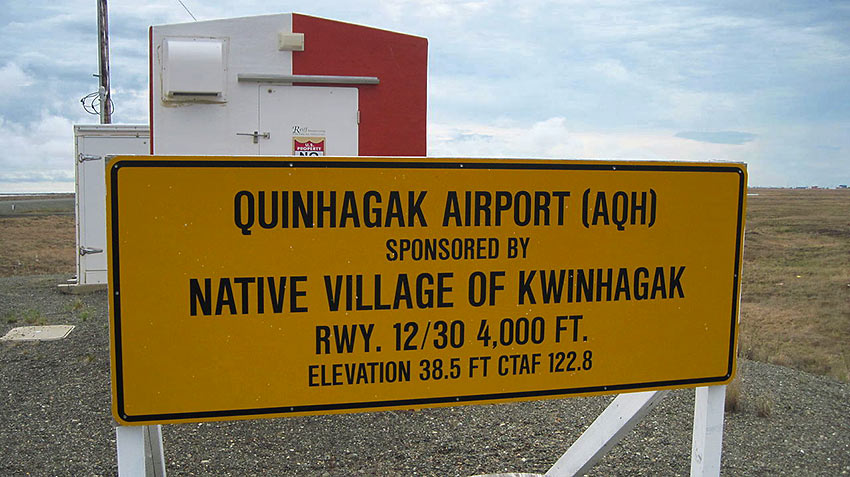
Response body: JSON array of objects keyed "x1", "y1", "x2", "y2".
[{"x1": 292, "y1": 14, "x2": 428, "y2": 156}]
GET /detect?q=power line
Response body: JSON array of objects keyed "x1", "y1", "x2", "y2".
[{"x1": 176, "y1": 0, "x2": 198, "y2": 21}]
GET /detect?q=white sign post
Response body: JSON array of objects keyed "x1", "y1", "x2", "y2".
[
  {"x1": 691, "y1": 385, "x2": 727, "y2": 476},
  {"x1": 114, "y1": 387, "x2": 727, "y2": 476},
  {"x1": 116, "y1": 425, "x2": 166, "y2": 477},
  {"x1": 546, "y1": 390, "x2": 671, "y2": 476},
  {"x1": 544, "y1": 385, "x2": 727, "y2": 477}
]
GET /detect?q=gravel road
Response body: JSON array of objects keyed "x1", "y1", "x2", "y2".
[{"x1": 1, "y1": 274, "x2": 848, "y2": 476}]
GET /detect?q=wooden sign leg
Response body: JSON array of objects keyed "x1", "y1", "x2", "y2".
[
  {"x1": 116, "y1": 425, "x2": 167, "y2": 476},
  {"x1": 116, "y1": 426, "x2": 144, "y2": 476},
  {"x1": 690, "y1": 385, "x2": 726, "y2": 477},
  {"x1": 546, "y1": 390, "x2": 670, "y2": 476}
]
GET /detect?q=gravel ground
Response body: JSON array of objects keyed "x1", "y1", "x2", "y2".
[{"x1": 1, "y1": 275, "x2": 849, "y2": 476}]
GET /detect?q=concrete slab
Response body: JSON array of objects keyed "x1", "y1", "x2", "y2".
[
  {"x1": 58, "y1": 283, "x2": 108, "y2": 294},
  {"x1": 1, "y1": 325, "x2": 75, "y2": 342}
]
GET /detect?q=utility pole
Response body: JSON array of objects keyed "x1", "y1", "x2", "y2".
[{"x1": 97, "y1": 0, "x2": 112, "y2": 124}]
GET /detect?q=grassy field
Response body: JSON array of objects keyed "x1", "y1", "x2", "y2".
[
  {"x1": 1, "y1": 189, "x2": 847, "y2": 381},
  {"x1": 739, "y1": 188, "x2": 850, "y2": 381},
  {"x1": 0, "y1": 215, "x2": 75, "y2": 276}
]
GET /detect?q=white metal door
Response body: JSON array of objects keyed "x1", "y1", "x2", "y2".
[
  {"x1": 75, "y1": 128, "x2": 149, "y2": 285},
  {"x1": 258, "y1": 86, "x2": 358, "y2": 156}
]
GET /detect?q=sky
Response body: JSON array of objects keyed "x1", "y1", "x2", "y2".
[{"x1": 1, "y1": 1, "x2": 848, "y2": 192}]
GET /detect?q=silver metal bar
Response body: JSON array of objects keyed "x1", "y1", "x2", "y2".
[
  {"x1": 144, "y1": 425, "x2": 167, "y2": 477},
  {"x1": 237, "y1": 74, "x2": 380, "y2": 85}
]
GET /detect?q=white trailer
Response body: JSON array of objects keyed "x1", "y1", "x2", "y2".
[{"x1": 63, "y1": 125, "x2": 149, "y2": 291}]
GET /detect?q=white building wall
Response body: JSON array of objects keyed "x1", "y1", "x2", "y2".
[{"x1": 151, "y1": 14, "x2": 294, "y2": 155}]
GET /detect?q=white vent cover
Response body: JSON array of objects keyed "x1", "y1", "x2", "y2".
[{"x1": 162, "y1": 38, "x2": 227, "y2": 101}]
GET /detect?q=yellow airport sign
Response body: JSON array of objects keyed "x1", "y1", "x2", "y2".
[{"x1": 107, "y1": 156, "x2": 746, "y2": 425}]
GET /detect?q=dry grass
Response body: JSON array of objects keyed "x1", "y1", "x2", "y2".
[
  {"x1": 725, "y1": 376, "x2": 742, "y2": 413},
  {"x1": 0, "y1": 216, "x2": 76, "y2": 276},
  {"x1": 740, "y1": 189, "x2": 850, "y2": 382},
  {"x1": 754, "y1": 395, "x2": 773, "y2": 418}
]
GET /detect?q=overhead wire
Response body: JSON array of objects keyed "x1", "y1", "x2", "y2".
[
  {"x1": 176, "y1": 0, "x2": 198, "y2": 21},
  {"x1": 79, "y1": 90, "x2": 113, "y2": 116}
]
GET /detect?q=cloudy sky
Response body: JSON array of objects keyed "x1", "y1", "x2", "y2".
[{"x1": 1, "y1": 1, "x2": 848, "y2": 191}]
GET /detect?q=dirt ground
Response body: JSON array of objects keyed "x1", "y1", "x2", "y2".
[{"x1": 0, "y1": 215, "x2": 75, "y2": 277}]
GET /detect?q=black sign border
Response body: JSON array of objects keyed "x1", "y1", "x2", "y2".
[{"x1": 109, "y1": 158, "x2": 746, "y2": 423}]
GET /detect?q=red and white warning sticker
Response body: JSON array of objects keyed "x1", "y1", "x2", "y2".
[{"x1": 293, "y1": 136, "x2": 326, "y2": 156}]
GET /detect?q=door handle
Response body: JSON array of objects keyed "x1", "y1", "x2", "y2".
[
  {"x1": 236, "y1": 131, "x2": 271, "y2": 144},
  {"x1": 80, "y1": 246, "x2": 103, "y2": 256},
  {"x1": 78, "y1": 153, "x2": 103, "y2": 163}
]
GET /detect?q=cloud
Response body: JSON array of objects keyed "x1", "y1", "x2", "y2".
[
  {"x1": 0, "y1": 63, "x2": 32, "y2": 96},
  {"x1": 429, "y1": 116, "x2": 850, "y2": 188},
  {"x1": 0, "y1": 113, "x2": 76, "y2": 173},
  {"x1": 674, "y1": 131, "x2": 757, "y2": 145},
  {"x1": 0, "y1": 170, "x2": 75, "y2": 183},
  {"x1": 429, "y1": 116, "x2": 757, "y2": 161}
]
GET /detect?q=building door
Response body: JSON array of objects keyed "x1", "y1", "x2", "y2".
[
  {"x1": 258, "y1": 85, "x2": 358, "y2": 156},
  {"x1": 75, "y1": 127, "x2": 149, "y2": 285}
]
